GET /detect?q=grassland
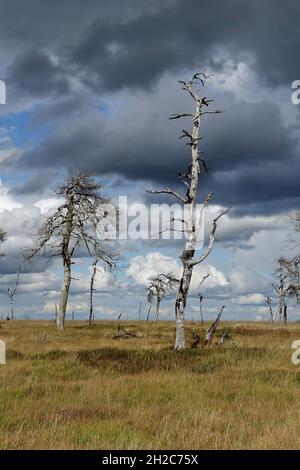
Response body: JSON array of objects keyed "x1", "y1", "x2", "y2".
[{"x1": 1, "y1": 320, "x2": 300, "y2": 449}]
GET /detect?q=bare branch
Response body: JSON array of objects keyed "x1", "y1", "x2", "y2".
[
  {"x1": 190, "y1": 208, "x2": 231, "y2": 267},
  {"x1": 146, "y1": 188, "x2": 188, "y2": 204},
  {"x1": 205, "y1": 305, "x2": 225, "y2": 344},
  {"x1": 169, "y1": 113, "x2": 193, "y2": 120},
  {"x1": 199, "y1": 273, "x2": 210, "y2": 289},
  {"x1": 200, "y1": 110, "x2": 223, "y2": 115}
]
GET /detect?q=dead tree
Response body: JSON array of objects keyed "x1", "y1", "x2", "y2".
[
  {"x1": 25, "y1": 172, "x2": 117, "y2": 330},
  {"x1": 147, "y1": 73, "x2": 228, "y2": 350},
  {"x1": 205, "y1": 305, "x2": 225, "y2": 344},
  {"x1": 88, "y1": 259, "x2": 98, "y2": 325},
  {"x1": 273, "y1": 278, "x2": 288, "y2": 323},
  {"x1": 147, "y1": 273, "x2": 179, "y2": 322},
  {"x1": 273, "y1": 257, "x2": 300, "y2": 323},
  {"x1": 197, "y1": 273, "x2": 210, "y2": 324},
  {"x1": 146, "y1": 305, "x2": 152, "y2": 322},
  {"x1": 112, "y1": 311, "x2": 141, "y2": 339},
  {"x1": 7, "y1": 265, "x2": 21, "y2": 320},
  {"x1": 265, "y1": 296, "x2": 274, "y2": 323}
]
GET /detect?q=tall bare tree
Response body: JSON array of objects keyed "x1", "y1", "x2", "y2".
[
  {"x1": 148, "y1": 73, "x2": 228, "y2": 350},
  {"x1": 147, "y1": 273, "x2": 179, "y2": 322},
  {"x1": 26, "y1": 172, "x2": 117, "y2": 330}
]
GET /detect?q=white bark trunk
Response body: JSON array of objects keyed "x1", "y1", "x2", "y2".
[
  {"x1": 174, "y1": 89, "x2": 201, "y2": 350},
  {"x1": 57, "y1": 263, "x2": 71, "y2": 330},
  {"x1": 175, "y1": 259, "x2": 193, "y2": 350},
  {"x1": 155, "y1": 297, "x2": 161, "y2": 322}
]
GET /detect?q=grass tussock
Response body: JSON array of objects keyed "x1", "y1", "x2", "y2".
[{"x1": 0, "y1": 320, "x2": 300, "y2": 449}]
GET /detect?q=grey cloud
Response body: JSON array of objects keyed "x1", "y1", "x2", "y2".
[
  {"x1": 16, "y1": 89, "x2": 299, "y2": 213},
  {"x1": 70, "y1": 0, "x2": 300, "y2": 91},
  {"x1": 1, "y1": 0, "x2": 299, "y2": 98},
  {"x1": 7, "y1": 50, "x2": 70, "y2": 100}
]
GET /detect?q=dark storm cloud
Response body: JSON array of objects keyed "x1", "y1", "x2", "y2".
[
  {"x1": 70, "y1": 0, "x2": 300, "y2": 91},
  {"x1": 7, "y1": 50, "x2": 70, "y2": 100},
  {"x1": 16, "y1": 90, "x2": 299, "y2": 211},
  {"x1": 1, "y1": 0, "x2": 300, "y2": 216},
  {"x1": 1, "y1": 0, "x2": 300, "y2": 94}
]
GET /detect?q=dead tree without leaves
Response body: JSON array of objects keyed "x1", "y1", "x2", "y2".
[
  {"x1": 273, "y1": 256, "x2": 300, "y2": 324},
  {"x1": 265, "y1": 296, "x2": 274, "y2": 323},
  {"x1": 147, "y1": 72, "x2": 229, "y2": 350},
  {"x1": 25, "y1": 172, "x2": 118, "y2": 330},
  {"x1": 7, "y1": 265, "x2": 21, "y2": 320},
  {"x1": 89, "y1": 259, "x2": 98, "y2": 326},
  {"x1": 112, "y1": 311, "x2": 142, "y2": 339},
  {"x1": 205, "y1": 305, "x2": 225, "y2": 345},
  {"x1": 147, "y1": 273, "x2": 179, "y2": 322},
  {"x1": 197, "y1": 273, "x2": 210, "y2": 324},
  {"x1": 272, "y1": 278, "x2": 288, "y2": 324}
]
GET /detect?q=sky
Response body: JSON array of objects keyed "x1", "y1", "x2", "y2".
[{"x1": 0, "y1": 0, "x2": 300, "y2": 322}]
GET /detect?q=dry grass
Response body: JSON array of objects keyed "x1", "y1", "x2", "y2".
[{"x1": 1, "y1": 320, "x2": 300, "y2": 449}]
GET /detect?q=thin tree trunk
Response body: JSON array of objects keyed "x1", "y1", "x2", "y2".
[
  {"x1": 200, "y1": 299, "x2": 203, "y2": 325},
  {"x1": 88, "y1": 261, "x2": 97, "y2": 326},
  {"x1": 8, "y1": 265, "x2": 21, "y2": 321},
  {"x1": 10, "y1": 298, "x2": 14, "y2": 321},
  {"x1": 146, "y1": 305, "x2": 152, "y2": 322},
  {"x1": 89, "y1": 283, "x2": 94, "y2": 325},
  {"x1": 269, "y1": 306, "x2": 273, "y2": 323}
]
